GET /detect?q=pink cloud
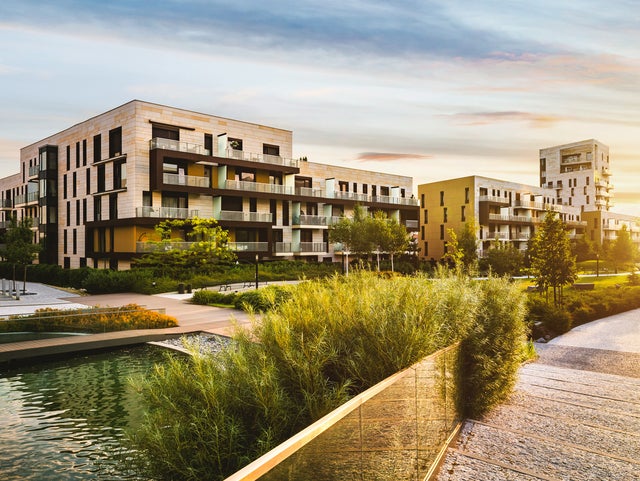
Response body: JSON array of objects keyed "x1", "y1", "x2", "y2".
[{"x1": 356, "y1": 152, "x2": 434, "y2": 162}]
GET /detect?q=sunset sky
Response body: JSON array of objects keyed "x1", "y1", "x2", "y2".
[{"x1": 1, "y1": 1, "x2": 639, "y2": 215}]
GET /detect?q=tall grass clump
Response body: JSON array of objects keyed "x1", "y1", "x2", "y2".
[
  {"x1": 461, "y1": 277, "x2": 528, "y2": 418},
  {"x1": 126, "y1": 271, "x2": 526, "y2": 481}
]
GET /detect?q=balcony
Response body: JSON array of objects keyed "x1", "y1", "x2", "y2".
[
  {"x1": 150, "y1": 138, "x2": 210, "y2": 156},
  {"x1": 293, "y1": 215, "x2": 328, "y2": 227},
  {"x1": 295, "y1": 186, "x2": 326, "y2": 198},
  {"x1": 602, "y1": 168, "x2": 612, "y2": 177},
  {"x1": 489, "y1": 213, "x2": 540, "y2": 223},
  {"x1": 28, "y1": 165, "x2": 39, "y2": 177},
  {"x1": 335, "y1": 191, "x2": 370, "y2": 202},
  {"x1": 275, "y1": 242, "x2": 327, "y2": 253},
  {"x1": 223, "y1": 180, "x2": 294, "y2": 195},
  {"x1": 487, "y1": 232, "x2": 509, "y2": 240},
  {"x1": 0, "y1": 198, "x2": 12, "y2": 208},
  {"x1": 222, "y1": 148, "x2": 299, "y2": 168},
  {"x1": 479, "y1": 195, "x2": 510, "y2": 204},
  {"x1": 163, "y1": 172, "x2": 210, "y2": 189},
  {"x1": 218, "y1": 210, "x2": 273, "y2": 223},
  {"x1": 229, "y1": 242, "x2": 269, "y2": 252},
  {"x1": 135, "y1": 206, "x2": 199, "y2": 219},
  {"x1": 569, "y1": 233, "x2": 585, "y2": 240},
  {"x1": 405, "y1": 219, "x2": 419, "y2": 229},
  {"x1": 371, "y1": 195, "x2": 419, "y2": 206}
]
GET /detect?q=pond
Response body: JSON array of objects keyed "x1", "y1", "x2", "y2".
[{"x1": 0, "y1": 345, "x2": 173, "y2": 480}]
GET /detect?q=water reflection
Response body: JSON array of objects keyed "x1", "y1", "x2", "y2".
[{"x1": 0, "y1": 346, "x2": 170, "y2": 480}]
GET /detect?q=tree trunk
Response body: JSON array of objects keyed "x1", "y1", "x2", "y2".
[
  {"x1": 23, "y1": 264, "x2": 27, "y2": 294},
  {"x1": 12, "y1": 263, "x2": 16, "y2": 295},
  {"x1": 391, "y1": 253, "x2": 395, "y2": 272}
]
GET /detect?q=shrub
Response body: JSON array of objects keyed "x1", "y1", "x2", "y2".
[
  {"x1": 233, "y1": 286, "x2": 293, "y2": 312},
  {"x1": 191, "y1": 290, "x2": 237, "y2": 306},
  {"x1": 127, "y1": 272, "x2": 528, "y2": 480},
  {"x1": 527, "y1": 298, "x2": 572, "y2": 334},
  {"x1": 461, "y1": 277, "x2": 528, "y2": 418},
  {"x1": 0, "y1": 304, "x2": 177, "y2": 333}
]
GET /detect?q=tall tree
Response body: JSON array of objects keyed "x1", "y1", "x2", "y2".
[
  {"x1": 610, "y1": 224, "x2": 636, "y2": 272},
  {"x1": 457, "y1": 220, "x2": 479, "y2": 273},
  {"x1": 329, "y1": 205, "x2": 374, "y2": 275},
  {"x1": 528, "y1": 211, "x2": 577, "y2": 305},
  {"x1": 443, "y1": 228, "x2": 464, "y2": 270},
  {"x1": 0, "y1": 217, "x2": 41, "y2": 294},
  {"x1": 485, "y1": 241, "x2": 524, "y2": 276},
  {"x1": 134, "y1": 217, "x2": 235, "y2": 276}
]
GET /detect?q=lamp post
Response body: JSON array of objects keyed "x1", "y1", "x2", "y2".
[
  {"x1": 255, "y1": 254, "x2": 259, "y2": 290},
  {"x1": 596, "y1": 253, "x2": 600, "y2": 277}
]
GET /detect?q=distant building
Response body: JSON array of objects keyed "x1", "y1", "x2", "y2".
[
  {"x1": 419, "y1": 139, "x2": 639, "y2": 261},
  {"x1": 0, "y1": 100, "x2": 418, "y2": 270}
]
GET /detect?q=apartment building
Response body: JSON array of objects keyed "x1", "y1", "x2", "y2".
[
  {"x1": 540, "y1": 139, "x2": 613, "y2": 212},
  {"x1": 0, "y1": 100, "x2": 419, "y2": 270},
  {"x1": 417, "y1": 176, "x2": 586, "y2": 260}
]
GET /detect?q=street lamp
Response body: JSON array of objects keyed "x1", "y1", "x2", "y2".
[{"x1": 255, "y1": 254, "x2": 259, "y2": 290}]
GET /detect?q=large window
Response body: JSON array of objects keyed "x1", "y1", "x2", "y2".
[
  {"x1": 109, "y1": 127, "x2": 122, "y2": 157},
  {"x1": 97, "y1": 164, "x2": 105, "y2": 192},
  {"x1": 152, "y1": 125, "x2": 179, "y2": 140},
  {"x1": 114, "y1": 160, "x2": 127, "y2": 189},
  {"x1": 93, "y1": 134, "x2": 101, "y2": 163},
  {"x1": 263, "y1": 144, "x2": 280, "y2": 156}
]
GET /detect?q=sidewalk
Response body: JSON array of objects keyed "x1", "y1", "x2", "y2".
[{"x1": 436, "y1": 309, "x2": 640, "y2": 480}]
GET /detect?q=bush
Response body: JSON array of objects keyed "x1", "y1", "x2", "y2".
[
  {"x1": 233, "y1": 286, "x2": 293, "y2": 312},
  {"x1": 191, "y1": 290, "x2": 237, "y2": 306},
  {"x1": 127, "y1": 272, "x2": 528, "y2": 480},
  {"x1": 527, "y1": 298, "x2": 572, "y2": 334},
  {"x1": 0, "y1": 304, "x2": 177, "y2": 333}
]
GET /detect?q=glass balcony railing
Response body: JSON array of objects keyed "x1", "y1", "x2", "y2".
[
  {"x1": 149, "y1": 138, "x2": 211, "y2": 156},
  {"x1": 489, "y1": 213, "x2": 541, "y2": 223},
  {"x1": 163, "y1": 172, "x2": 210, "y2": 188},
  {"x1": 275, "y1": 242, "x2": 327, "y2": 253},
  {"x1": 295, "y1": 186, "x2": 326, "y2": 198},
  {"x1": 223, "y1": 148, "x2": 299, "y2": 168},
  {"x1": 478, "y1": 195, "x2": 509, "y2": 204},
  {"x1": 218, "y1": 210, "x2": 273, "y2": 223},
  {"x1": 135, "y1": 206, "x2": 198, "y2": 219},
  {"x1": 224, "y1": 180, "x2": 294, "y2": 195},
  {"x1": 228, "y1": 242, "x2": 269, "y2": 252},
  {"x1": 293, "y1": 215, "x2": 328, "y2": 226},
  {"x1": 405, "y1": 219, "x2": 419, "y2": 229},
  {"x1": 0, "y1": 199, "x2": 12, "y2": 208},
  {"x1": 28, "y1": 165, "x2": 39, "y2": 177}
]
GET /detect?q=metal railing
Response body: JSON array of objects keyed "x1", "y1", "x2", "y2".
[
  {"x1": 149, "y1": 138, "x2": 211, "y2": 156},
  {"x1": 489, "y1": 213, "x2": 541, "y2": 223},
  {"x1": 135, "y1": 206, "x2": 198, "y2": 219},
  {"x1": 163, "y1": 172, "x2": 210, "y2": 188},
  {"x1": 295, "y1": 186, "x2": 326, "y2": 198},
  {"x1": 0, "y1": 199, "x2": 12, "y2": 208},
  {"x1": 28, "y1": 165, "x2": 39, "y2": 177},
  {"x1": 479, "y1": 195, "x2": 510, "y2": 204},
  {"x1": 218, "y1": 211, "x2": 273, "y2": 223},
  {"x1": 223, "y1": 148, "x2": 300, "y2": 168},
  {"x1": 224, "y1": 180, "x2": 294, "y2": 195},
  {"x1": 228, "y1": 242, "x2": 269, "y2": 252},
  {"x1": 487, "y1": 232, "x2": 509, "y2": 240},
  {"x1": 405, "y1": 219, "x2": 419, "y2": 229}
]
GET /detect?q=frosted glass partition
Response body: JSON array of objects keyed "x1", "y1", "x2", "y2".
[{"x1": 226, "y1": 344, "x2": 460, "y2": 481}]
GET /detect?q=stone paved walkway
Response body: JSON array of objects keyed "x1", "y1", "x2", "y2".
[{"x1": 436, "y1": 309, "x2": 640, "y2": 481}]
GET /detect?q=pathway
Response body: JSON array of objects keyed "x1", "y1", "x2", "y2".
[{"x1": 436, "y1": 309, "x2": 640, "y2": 480}]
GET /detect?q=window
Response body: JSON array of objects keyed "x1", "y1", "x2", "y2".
[
  {"x1": 73, "y1": 229, "x2": 77, "y2": 255},
  {"x1": 465, "y1": 187, "x2": 470, "y2": 204},
  {"x1": 228, "y1": 138, "x2": 243, "y2": 153},
  {"x1": 204, "y1": 133, "x2": 213, "y2": 154},
  {"x1": 263, "y1": 144, "x2": 280, "y2": 157},
  {"x1": 76, "y1": 199, "x2": 80, "y2": 225},
  {"x1": 586, "y1": 176, "x2": 590, "y2": 186},
  {"x1": 424, "y1": 242, "x2": 428, "y2": 256},
  {"x1": 114, "y1": 160, "x2": 127, "y2": 189},
  {"x1": 86, "y1": 168, "x2": 90, "y2": 194},
  {"x1": 461, "y1": 205, "x2": 466, "y2": 222},
  {"x1": 109, "y1": 127, "x2": 122, "y2": 157},
  {"x1": 423, "y1": 209, "x2": 428, "y2": 224},
  {"x1": 93, "y1": 134, "x2": 101, "y2": 163},
  {"x1": 353, "y1": 182, "x2": 357, "y2": 193},
  {"x1": 143, "y1": 191, "x2": 152, "y2": 207},
  {"x1": 443, "y1": 207, "x2": 448, "y2": 223},
  {"x1": 109, "y1": 193, "x2": 118, "y2": 220},
  {"x1": 94, "y1": 197, "x2": 102, "y2": 221},
  {"x1": 63, "y1": 230, "x2": 68, "y2": 254},
  {"x1": 66, "y1": 201, "x2": 70, "y2": 226},
  {"x1": 66, "y1": 145, "x2": 71, "y2": 171},
  {"x1": 362, "y1": 184, "x2": 368, "y2": 195},
  {"x1": 97, "y1": 164, "x2": 105, "y2": 192},
  {"x1": 440, "y1": 224, "x2": 444, "y2": 240},
  {"x1": 76, "y1": 142, "x2": 80, "y2": 168},
  {"x1": 380, "y1": 186, "x2": 390, "y2": 196},
  {"x1": 82, "y1": 139, "x2": 87, "y2": 166},
  {"x1": 338, "y1": 180, "x2": 349, "y2": 192},
  {"x1": 420, "y1": 194, "x2": 425, "y2": 208},
  {"x1": 152, "y1": 125, "x2": 179, "y2": 141},
  {"x1": 270, "y1": 199, "x2": 277, "y2": 225},
  {"x1": 586, "y1": 195, "x2": 590, "y2": 204},
  {"x1": 421, "y1": 226, "x2": 425, "y2": 240},
  {"x1": 249, "y1": 197, "x2": 257, "y2": 212},
  {"x1": 283, "y1": 201, "x2": 289, "y2": 226},
  {"x1": 83, "y1": 198, "x2": 87, "y2": 223},
  {"x1": 63, "y1": 174, "x2": 68, "y2": 199},
  {"x1": 72, "y1": 172, "x2": 77, "y2": 197},
  {"x1": 440, "y1": 191, "x2": 444, "y2": 206},
  {"x1": 443, "y1": 241, "x2": 448, "y2": 254}
]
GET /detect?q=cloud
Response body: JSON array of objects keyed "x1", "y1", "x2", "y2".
[
  {"x1": 356, "y1": 152, "x2": 434, "y2": 162},
  {"x1": 444, "y1": 111, "x2": 567, "y2": 128}
]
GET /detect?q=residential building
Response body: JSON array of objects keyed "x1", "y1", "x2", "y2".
[
  {"x1": 0, "y1": 100, "x2": 419, "y2": 270},
  {"x1": 540, "y1": 139, "x2": 613, "y2": 212},
  {"x1": 417, "y1": 176, "x2": 586, "y2": 260}
]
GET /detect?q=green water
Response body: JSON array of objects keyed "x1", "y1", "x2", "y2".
[{"x1": 0, "y1": 345, "x2": 171, "y2": 480}]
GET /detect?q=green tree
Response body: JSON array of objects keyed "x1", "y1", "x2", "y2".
[
  {"x1": 458, "y1": 221, "x2": 478, "y2": 273},
  {"x1": 0, "y1": 217, "x2": 42, "y2": 294},
  {"x1": 134, "y1": 217, "x2": 235, "y2": 275},
  {"x1": 329, "y1": 205, "x2": 374, "y2": 275},
  {"x1": 571, "y1": 234, "x2": 595, "y2": 262},
  {"x1": 528, "y1": 211, "x2": 577, "y2": 305},
  {"x1": 485, "y1": 241, "x2": 524, "y2": 276},
  {"x1": 610, "y1": 224, "x2": 636, "y2": 272},
  {"x1": 443, "y1": 228, "x2": 464, "y2": 270}
]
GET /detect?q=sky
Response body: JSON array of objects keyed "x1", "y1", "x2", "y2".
[{"x1": 1, "y1": 0, "x2": 639, "y2": 215}]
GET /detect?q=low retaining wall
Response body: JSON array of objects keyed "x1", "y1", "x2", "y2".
[{"x1": 225, "y1": 343, "x2": 461, "y2": 481}]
